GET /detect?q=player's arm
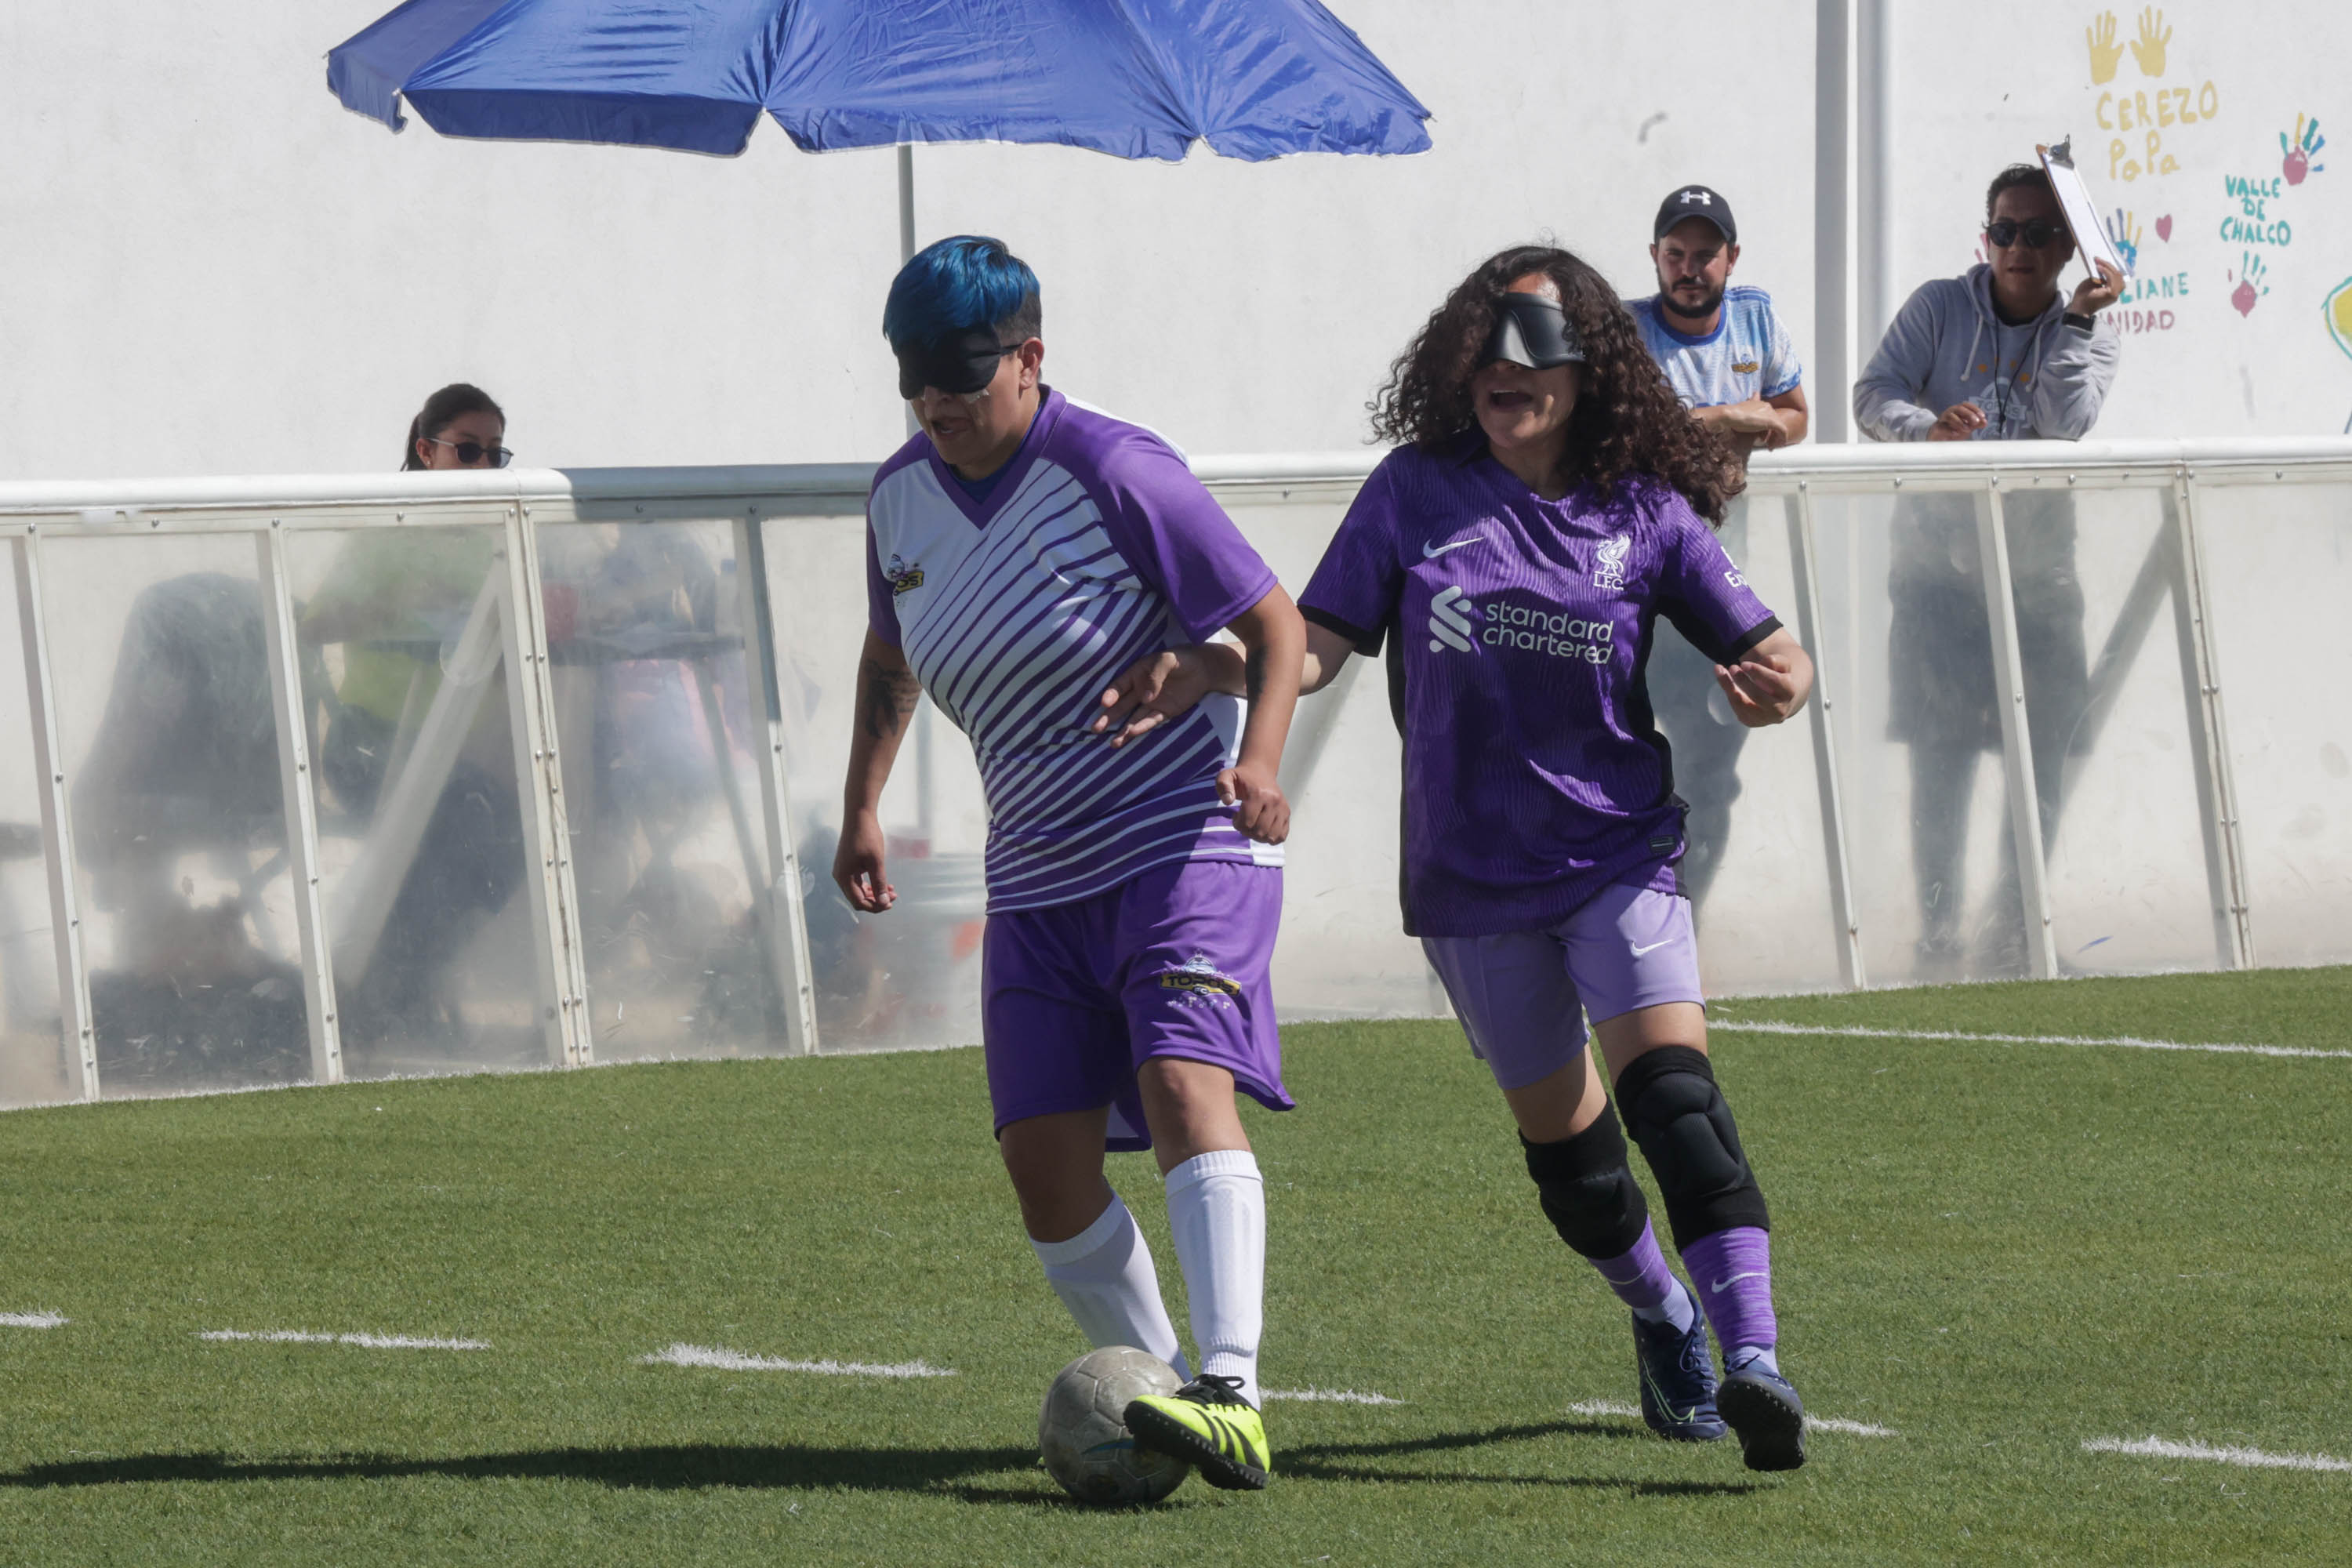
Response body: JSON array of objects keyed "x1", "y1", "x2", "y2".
[
  {"x1": 1691, "y1": 386, "x2": 1809, "y2": 453},
  {"x1": 833, "y1": 628, "x2": 922, "y2": 912},
  {"x1": 1094, "y1": 617, "x2": 1352, "y2": 750},
  {"x1": 1714, "y1": 626, "x2": 1813, "y2": 727},
  {"x1": 1219, "y1": 585, "x2": 1305, "y2": 844}
]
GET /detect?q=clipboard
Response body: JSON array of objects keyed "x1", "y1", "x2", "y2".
[{"x1": 2038, "y1": 139, "x2": 2132, "y2": 280}]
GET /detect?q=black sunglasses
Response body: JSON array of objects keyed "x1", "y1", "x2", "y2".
[
  {"x1": 427, "y1": 437, "x2": 514, "y2": 468},
  {"x1": 1984, "y1": 219, "x2": 2063, "y2": 251}
]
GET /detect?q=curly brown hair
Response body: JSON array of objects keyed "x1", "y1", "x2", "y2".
[{"x1": 1367, "y1": 244, "x2": 1742, "y2": 523}]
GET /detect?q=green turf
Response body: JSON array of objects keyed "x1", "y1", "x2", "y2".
[{"x1": 2, "y1": 967, "x2": 2348, "y2": 1564}]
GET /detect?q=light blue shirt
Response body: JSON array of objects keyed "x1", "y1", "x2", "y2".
[{"x1": 1627, "y1": 285, "x2": 1802, "y2": 409}]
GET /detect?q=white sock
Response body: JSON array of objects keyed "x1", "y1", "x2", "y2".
[
  {"x1": 1029, "y1": 1194, "x2": 1189, "y2": 1380},
  {"x1": 1164, "y1": 1149, "x2": 1266, "y2": 1408}
]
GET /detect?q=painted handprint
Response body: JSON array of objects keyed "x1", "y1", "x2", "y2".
[
  {"x1": 2129, "y1": 6, "x2": 2170, "y2": 78},
  {"x1": 2229, "y1": 253, "x2": 2269, "y2": 317},
  {"x1": 2085, "y1": 11, "x2": 2124, "y2": 85},
  {"x1": 2104, "y1": 209, "x2": 2142, "y2": 272},
  {"x1": 2281, "y1": 114, "x2": 2327, "y2": 186}
]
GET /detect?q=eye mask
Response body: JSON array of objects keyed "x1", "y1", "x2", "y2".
[
  {"x1": 1481, "y1": 292, "x2": 1586, "y2": 369},
  {"x1": 895, "y1": 327, "x2": 1015, "y2": 400}
]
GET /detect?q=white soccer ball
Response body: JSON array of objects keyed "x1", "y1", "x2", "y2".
[{"x1": 1038, "y1": 1346, "x2": 1191, "y2": 1504}]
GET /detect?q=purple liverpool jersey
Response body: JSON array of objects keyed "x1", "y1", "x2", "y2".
[
  {"x1": 866, "y1": 389, "x2": 1280, "y2": 913},
  {"x1": 1298, "y1": 441, "x2": 1780, "y2": 938}
]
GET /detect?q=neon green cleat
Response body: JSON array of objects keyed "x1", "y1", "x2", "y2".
[{"x1": 1123, "y1": 1374, "x2": 1272, "y2": 1491}]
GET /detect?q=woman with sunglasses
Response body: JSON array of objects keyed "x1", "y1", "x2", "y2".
[
  {"x1": 1094, "y1": 245, "x2": 1817, "y2": 1471},
  {"x1": 404, "y1": 382, "x2": 514, "y2": 470},
  {"x1": 1853, "y1": 165, "x2": 2122, "y2": 977}
]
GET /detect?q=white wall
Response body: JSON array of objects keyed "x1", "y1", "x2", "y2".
[{"x1": 1, "y1": 2, "x2": 2346, "y2": 482}]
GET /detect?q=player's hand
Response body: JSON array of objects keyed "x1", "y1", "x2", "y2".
[
  {"x1": 2069, "y1": 257, "x2": 2125, "y2": 317},
  {"x1": 1926, "y1": 401, "x2": 1987, "y2": 441},
  {"x1": 832, "y1": 808, "x2": 895, "y2": 913},
  {"x1": 1715, "y1": 651, "x2": 1803, "y2": 727},
  {"x1": 1218, "y1": 759, "x2": 1290, "y2": 845},
  {"x1": 1092, "y1": 646, "x2": 1214, "y2": 748}
]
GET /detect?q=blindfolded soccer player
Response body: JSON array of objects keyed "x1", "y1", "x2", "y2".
[
  {"x1": 1095, "y1": 247, "x2": 1817, "y2": 1471},
  {"x1": 836, "y1": 236, "x2": 1305, "y2": 1490}
]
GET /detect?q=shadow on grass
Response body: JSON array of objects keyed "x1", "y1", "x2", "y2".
[{"x1": 0, "y1": 1421, "x2": 1757, "y2": 1502}]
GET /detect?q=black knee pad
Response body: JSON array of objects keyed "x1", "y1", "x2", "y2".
[
  {"x1": 1614, "y1": 1046, "x2": 1769, "y2": 1250},
  {"x1": 1520, "y1": 1104, "x2": 1650, "y2": 1259}
]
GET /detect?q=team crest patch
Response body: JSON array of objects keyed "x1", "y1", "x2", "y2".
[
  {"x1": 1593, "y1": 533, "x2": 1631, "y2": 591},
  {"x1": 1160, "y1": 952, "x2": 1243, "y2": 1007},
  {"x1": 1732, "y1": 359, "x2": 1760, "y2": 373},
  {"x1": 886, "y1": 554, "x2": 925, "y2": 597}
]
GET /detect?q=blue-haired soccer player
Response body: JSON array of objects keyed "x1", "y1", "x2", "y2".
[
  {"x1": 833, "y1": 237, "x2": 1304, "y2": 1490},
  {"x1": 1098, "y1": 246, "x2": 1818, "y2": 1472}
]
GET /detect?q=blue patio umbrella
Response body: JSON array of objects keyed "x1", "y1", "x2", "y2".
[{"x1": 328, "y1": 0, "x2": 1432, "y2": 165}]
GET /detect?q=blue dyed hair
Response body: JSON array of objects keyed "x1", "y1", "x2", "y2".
[{"x1": 882, "y1": 236, "x2": 1042, "y2": 350}]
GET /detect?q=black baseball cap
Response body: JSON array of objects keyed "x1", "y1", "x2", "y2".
[{"x1": 1653, "y1": 184, "x2": 1737, "y2": 245}]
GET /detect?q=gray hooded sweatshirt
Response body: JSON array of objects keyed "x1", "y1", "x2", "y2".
[{"x1": 1853, "y1": 263, "x2": 2120, "y2": 442}]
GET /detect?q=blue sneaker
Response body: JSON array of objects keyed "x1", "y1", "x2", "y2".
[
  {"x1": 1717, "y1": 1362, "x2": 1807, "y2": 1472},
  {"x1": 1631, "y1": 1282, "x2": 1726, "y2": 1442}
]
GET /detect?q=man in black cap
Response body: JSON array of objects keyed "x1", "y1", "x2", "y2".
[{"x1": 1626, "y1": 184, "x2": 1809, "y2": 912}]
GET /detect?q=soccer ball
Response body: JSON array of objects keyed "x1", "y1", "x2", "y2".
[{"x1": 1038, "y1": 1346, "x2": 1191, "y2": 1504}]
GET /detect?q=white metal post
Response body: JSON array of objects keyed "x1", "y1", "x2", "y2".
[
  {"x1": 12, "y1": 528, "x2": 98, "y2": 1100},
  {"x1": 1788, "y1": 488, "x2": 1867, "y2": 988},
  {"x1": 1855, "y1": 0, "x2": 1896, "y2": 364},
  {"x1": 1976, "y1": 481, "x2": 2059, "y2": 979},
  {"x1": 1813, "y1": 0, "x2": 1853, "y2": 443},
  {"x1": 498, "y1": 507, "x2": 593, "y2": 1066},
  {"x1": 2165, "y1": 474, "x2": 2254, "y2": 967},
  {"x1": 735, "y1": 514, "x2": 821, "y2": 1056},
  {"x1": 255, "y1": 524, "x2": 343, "y2": 1084}
]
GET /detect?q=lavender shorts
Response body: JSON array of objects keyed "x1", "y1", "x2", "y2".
[
  {"x1": 982, "y1": 858, "x2": 1292, "y2": 1152},
  {"x1": 1421, "y1": 883, "x2": 1705, "y2": 1092}
]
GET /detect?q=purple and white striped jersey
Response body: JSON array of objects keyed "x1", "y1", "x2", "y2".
[
  {"x1": 1298, "y1": 441, "x2": 1780, "y2": 938},
  {"x1": 866, "y1": 390, "x2": 1280, "y2": 913}
]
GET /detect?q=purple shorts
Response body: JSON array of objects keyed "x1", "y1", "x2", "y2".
[
  {"x1": 1421, "y1": 883, "x2": 1705, "y2": 1092},
  {"x1": 982, "y1": 858, "x2": 1291, "y2": 1152}
]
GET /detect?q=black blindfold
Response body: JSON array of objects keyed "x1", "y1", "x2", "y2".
[
  {"x1": 1480, "y1": 292, "x2": 1587, "y2": 370},
  {"x1": 895, "y1": 327, "x2": 1018, "y2": 400}
]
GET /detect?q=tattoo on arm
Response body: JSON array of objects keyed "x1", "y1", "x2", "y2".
[
  {"x1": 859, "y1": 656, "x2": 923, "y2": 740},
  {"x1": 1244, "y1": 646, "x2": 1267, "y2": 706}
]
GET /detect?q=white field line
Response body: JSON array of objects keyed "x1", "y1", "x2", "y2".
[
  {"x1": 0, "y1": 1312, "x2": 67, "y2": 1329},
  {"x1": 1570, "y1": 1397, "x2": 1895, "y2": 1436},
  {"x1": 199, "y1": 1329, "x2": 489, "y2": 1350},
  {"x1": 1263, "y1": 1387, "x2": 1403, "y2": 1406},
  {"x1": 1714, "y1": 1018, "x2": 2352, "y2": 1062},
  {"x1": 641, "y1": 1342, "x2": 957, "y2": 1379},
  {"x1": 2084, "y1": 1436, "x2": 2352, "y2": 1472}
]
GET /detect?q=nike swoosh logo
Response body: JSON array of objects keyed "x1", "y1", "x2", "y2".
[
  {"x1": 1630, "y1": 938, "x2": 1675, "y2": 956},
  {"x1": 1711, "y1": 1271, "x2": 1767, "y2": 1293},
  {"x1": 1422, "y1": 535, "x2": 1487, "y2": 558}
]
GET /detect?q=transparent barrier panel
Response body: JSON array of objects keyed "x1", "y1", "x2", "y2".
[
  {"x1": 537, "y1": 519, "x2": 785, "y2": 1062},
  {"x1": 2191, "y1": 480, "x2": 2352, "y2": 967},
  {"x1": 2017, "y1": 484, "x2": 2220, "y2": 974},
  {"x1": 289, "y1": 523, "x2": 543, "y2": 1080},
  {"x1": 43, "y1": 533, "x2": 310, "y2": 1096},
  {"x1": 764, "y1": 513, "x2": 988, "y2": 1053},
  {"x1": 0, "y1": 543, "x2": 67, "y2": 1107},
  {"x1": 1668, "y1": 495, "x2": 1843, "y2": 997},
  {"x1": 1811, "y1": 488, "x2": 2032, "y2": 985},
  {"x1": 1218, "y1": 489, "x2": 1437, "y2": 1018}
]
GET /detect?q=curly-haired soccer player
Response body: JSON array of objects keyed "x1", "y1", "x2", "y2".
[
  {"x1": 835, "y1": 236, "x2": 1303, "y2": 1490},
  {"x1": 1097, "y1": 245, "x2": 1817, "y2": 1471}
]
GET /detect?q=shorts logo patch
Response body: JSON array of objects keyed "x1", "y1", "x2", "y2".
[
  {"x1": 886, "y1": 554, "x2": 925, "y2": 597},
  {"x1": 1160, "y1": 952, "x2": 1243, "y2": 1007}
]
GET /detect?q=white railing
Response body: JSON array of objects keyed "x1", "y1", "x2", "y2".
[{"x1": 0, "y1": 436, "x2": 2344, "y2": 1106}]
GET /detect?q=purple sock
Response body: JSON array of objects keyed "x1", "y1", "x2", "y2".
[
  {"x1": 1590, "y1": 1221, "x2": 1683, "y2": 1323},
  {"x1": 1680, "y1": 1227, "x2": 1777, "y2": 1364}
]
